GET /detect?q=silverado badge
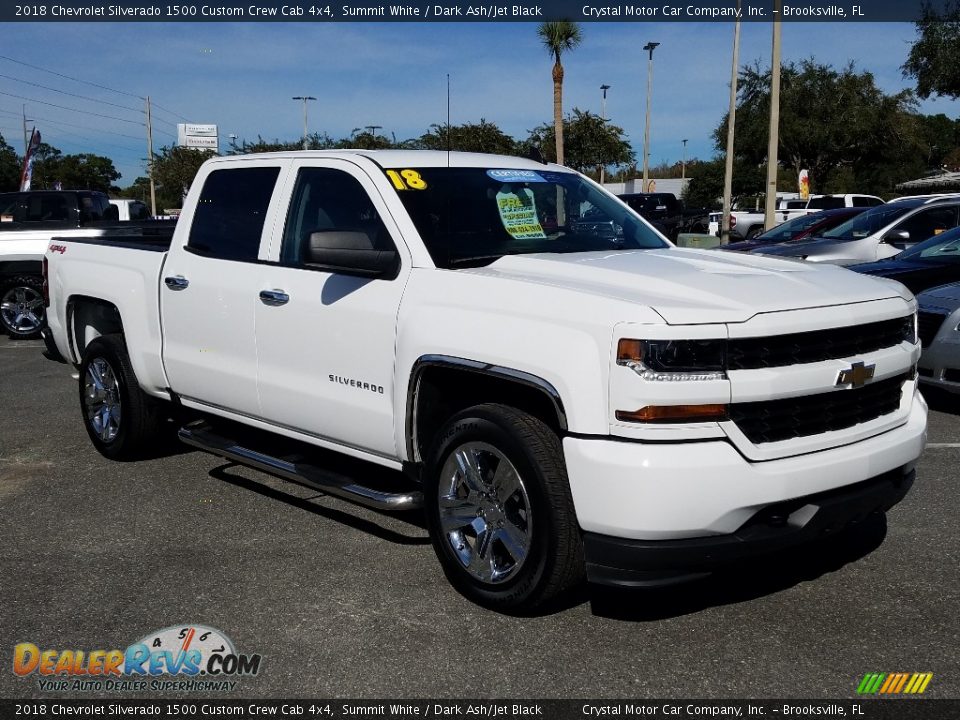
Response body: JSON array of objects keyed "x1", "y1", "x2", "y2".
[{"x1": 836, "y1": 361, "x2": 876, "y2": 389}]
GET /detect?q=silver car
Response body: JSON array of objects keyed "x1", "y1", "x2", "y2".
[
  {"x1": 754, "y1": 197, "x2": 960, "y2": 266},
  {"x1": 917, "y1": 282, "x2": 960, "y2": 395}
]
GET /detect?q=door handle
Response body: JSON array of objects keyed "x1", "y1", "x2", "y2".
[
  {"x1": 259, "y1": 289, "x2": 289, "y2": 306},
  {"x1": 164, "y1": 275, "x2": 189, "y2": 290}
]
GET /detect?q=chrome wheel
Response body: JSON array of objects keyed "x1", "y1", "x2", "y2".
[
  {"x1": 84, "y1": 357, "x2": 122, "y2": 443},
  {"x1": 0, "y1": 285, "x2": 44, "y2": 335},
  {"x1": 438, "y1": 441, "x2": 533, "y2": 584}
]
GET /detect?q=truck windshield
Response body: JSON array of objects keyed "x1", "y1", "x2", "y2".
[{"x1": 386, "y1": 167, "x2": 668, "y2": 268}]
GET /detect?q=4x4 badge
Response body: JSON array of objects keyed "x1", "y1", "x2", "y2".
[{"x1": 837, "y1": 361, "x2": 876, "y2": 388}]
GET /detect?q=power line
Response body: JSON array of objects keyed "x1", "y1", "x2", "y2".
[
  {"x1": 0, "y1": 90, "x2": 145, "y2": 125},
  {"x1": 0, "y1": 72, "x2": 144, "y2": 115},
  {"x1": 0, "y1": 107, "x2": 145, "y2": 141},
  {"x1": 0, "y1": 54, "x2": 192, "y2": 127},
  {"x1": 0, "y1": 53, "x2": 144, "y2": 100}
]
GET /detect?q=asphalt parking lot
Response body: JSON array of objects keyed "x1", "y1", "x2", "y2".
[{"x1": 1, "y1": 334, "x2": 958, "y2": 700}]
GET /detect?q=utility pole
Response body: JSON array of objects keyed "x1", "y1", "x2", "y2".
[
  {"x1": 22, "y1": 104, "x2": 32, "y2": 155},
  {"x1": 681, "y1": 138, "x2": 688, "y2": 181},
  {"x1": 763, "y1": 1, "x2": 782, "y2": 231},
  {"x1": 600, "y1": 84, "x2": 611, "y2": 184},
  {"x1": 641, "y1": 42, "x2": 660, "y2": 193},
  {"x1": 292, "y1": 96, "x2": 316, "y2": 150},
  {"x1": 145, "y1": 96, "x2": 157, "y2": 218},
  {"x1": 722, "y1": 0, "x2": 742, "y2": 244}
]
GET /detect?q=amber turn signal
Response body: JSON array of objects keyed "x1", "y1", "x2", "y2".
[
  {"x1": 615, "y1": 404, "x2": 729, "y2": 423},
  {"x1": 617, "y1": 339, "x2": 644, "y2": 364}
]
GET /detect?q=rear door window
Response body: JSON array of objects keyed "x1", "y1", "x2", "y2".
[{"x1": 188, "y1": 167, "x2": 281, "y2": 261}]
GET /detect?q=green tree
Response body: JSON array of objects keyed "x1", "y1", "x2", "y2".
[
  {"x1": 50, "y1": 153, "x2": 121, "y2": 192},
  {"x1": 683, "y1": 157, "x2": 765, "y2": 209},
  {"x1": 119, "y1": 176, "x2": 152, "y2": 203},
  {"x1": 0, "y1": 133, "x2": 20, "y2": 191},
  {"x1": 525, "y1": 109, "x2": 634, "y2": 176},
  {"x1": 338, "y1": 130, "x2": 395, "y2": 150},
  {"x1": 903, "y1": 1, "x2": 960, "y2": 99},
  {"x1": 537, "y1": 21, "x2": 583, "y2": 166},
  {"x1": 150, "y1": 145, "x2": 216, "y2": 209},
  {"x1": 715, "y1": 59, "x2": 918, "y2": 194},
  {"x1": 416, "y1": 120, "x2": 519, "y2": 155}
]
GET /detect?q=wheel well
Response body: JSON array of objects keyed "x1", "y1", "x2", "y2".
[
  {"x1": 408, "y1": 361, "x2": 567, "y2": 463},
  {"x1": 0, "y1": 260, "x2": 42, "y2": 280},
  {"x1": 68, "y1": 296, "x2": 123, "y2": 361}
]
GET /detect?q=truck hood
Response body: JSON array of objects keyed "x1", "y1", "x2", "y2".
[{"x1": 464, "y1": 248, "x2": 907, "y2": 324}]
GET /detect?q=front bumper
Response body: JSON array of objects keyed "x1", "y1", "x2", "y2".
[
  {"x1": 564, "y1": 397, "x2": 926, "y2": 539},
  {"x1": 583, "y1": 466, "x2": 914, "y2": 587}
]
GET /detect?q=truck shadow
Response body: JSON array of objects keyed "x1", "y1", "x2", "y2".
[
  {"x1": 207, "y1": 462, "x2": 431, "y2": 547},
  {"x1": 582, "y1": 514, "x2": 887, "y2": 621}
]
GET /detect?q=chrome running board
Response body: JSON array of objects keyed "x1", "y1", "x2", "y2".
[{"x1": 178, "y1": 420, "x2": 423, "y2": 512}]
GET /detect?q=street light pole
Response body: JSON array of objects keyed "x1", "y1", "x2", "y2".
[
  {"x1": 681, "y1": 138, "x2": 688, "y2": 181},
  {"x1": 600, "y1": 84, "x2": 611, "y2": 183},
  {"x1": 722, "y1": 0, "x2": 742, "y2": 245},
  {"x1": 763, "y1": 1, "x2": 782, "y2": 231},
  {"x1": 292, "y1": 96, "x2": 317, "y2": 150},
  {"x1": 642, "y1": 42, "x2": 660, "y2": 194}
]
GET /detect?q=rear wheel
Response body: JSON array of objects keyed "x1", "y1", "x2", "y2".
[
  {"x1": 0, "y1": 276, "x2": 45, "y2": 339},
  {"x1": 744, "y1": 225, "x2": 763, "y2": 241},
  {"x1": 424, "y1": 403, "x2": 584, "y2": 612},
  {"x1": 79, "y1": 335, "x2": 165, "y2": 460}
]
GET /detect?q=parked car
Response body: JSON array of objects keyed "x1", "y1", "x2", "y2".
[
  {"x1": 849, "y1": 226, "x2": 960, "y2": 295},
  {"x1": 45, "y1": 150, "x2": 925, "y2": 612},
  {"x1": 752, "y1": 197, "x2": 960, "y2": 266},
  {"x1": 0, "y1": 190, "x2": 174, "y2": 339},
  {"x1": 617, "y1": 192, "x2": 708, "y2": 240},
  {"x1": 916, "y1": 282, "x2": 960, "y2": 394},
  {"x1": 708, "y1": 193, "x2": 882, "y2": 240},
  {"x1": 109, "y1": 198, "x2": 152, "y2": 221},
  {"x1": 722, "y1": 207, "x2": 866, "y2": 252}
]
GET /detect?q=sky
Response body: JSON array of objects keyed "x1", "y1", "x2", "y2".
[{"x1": 0, "y1": 20, "x2": 957, "y2": 186}]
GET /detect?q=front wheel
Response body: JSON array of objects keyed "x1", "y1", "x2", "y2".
[
  {"x1": 0, "y1": 276, "x2": 45, "y2": 339},
  {"x1": 424, "y1": 404, "x2": 584, "y2": 612},
  {"x1": 79, "y1": 335, "x2": 164, "y2": 460}
]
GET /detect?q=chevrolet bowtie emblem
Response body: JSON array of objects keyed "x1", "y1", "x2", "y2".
[{"x1": 837, "y1": 361, "x2": 876, "y2": 388}]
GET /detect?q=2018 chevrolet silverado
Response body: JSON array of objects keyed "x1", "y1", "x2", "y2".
[{"x1": 44, "y1": 151, "x2": 928, "y2": 611}]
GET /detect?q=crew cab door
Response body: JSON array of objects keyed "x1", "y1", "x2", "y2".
[
  {"x1": 254, "y1": 160, "x2": 409, "y2": 459},
  {"x1": 161, "y1": 161, "x2": 288, "y2": 416}
]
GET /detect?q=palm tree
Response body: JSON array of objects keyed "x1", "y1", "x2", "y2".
[{"x1": 537, "y1": 21, "x2": 583, "y2": 166}]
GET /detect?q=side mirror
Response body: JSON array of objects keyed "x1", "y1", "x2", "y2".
[
  {"x1": 883, "y1": 230, "x2": 911, "y2": 244},
  {"x1": 304, "y1": 230, "x2": 399, "y2": 279}
]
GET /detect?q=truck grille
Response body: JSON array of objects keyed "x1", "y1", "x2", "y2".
[
  {"x1": 729, "y1": 373, "x2": 907, "y2": 444},
  {"x1": 727, "y1": 316, "x2": 911, "y2": 370},
  {"x1": 918, "y1": 311, "x2": 947, "y2": 348}
]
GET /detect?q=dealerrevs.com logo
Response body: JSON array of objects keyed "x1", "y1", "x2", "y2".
[{"x1": 13, "y1": 624, "x2": 262, "y2": 692}]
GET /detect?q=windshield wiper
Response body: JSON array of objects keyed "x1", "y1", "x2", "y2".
[{"x1": 447, "y1": 254, "x2": 509, "y2": 268}]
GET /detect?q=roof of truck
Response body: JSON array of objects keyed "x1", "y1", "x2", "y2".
[{"x1": 205, "y1": 149, "x2": 567, "y2": 171}]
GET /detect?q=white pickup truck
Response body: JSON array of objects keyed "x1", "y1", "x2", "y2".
[{"x1": 45, "y1": 151, "x2": 927, "y2": 611}]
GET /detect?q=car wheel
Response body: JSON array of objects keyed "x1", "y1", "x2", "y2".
[
  {"x1": 745, "y1": 226, "x2": 763, "y2": 240},
  {"x1": 424, "y1": 403, "x2": 584, "y2": 612},
  {"x1": 0, "y1": 276, "x2": 45, "y2": 339},
  {"x1": 79, "y1": 334, "x2": 164, "y2": 460}
]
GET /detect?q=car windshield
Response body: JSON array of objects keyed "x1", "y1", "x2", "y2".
[
  {"x1": 754, "y1": 212, "x2": 836, "y2": 242},
  {"x1": 389, "y1": 167, "x2": 669, "y2": 268},
  {"x1": 820, "y1": 204, "x2": 914, "y2": 241},
  {"x1": 897, "y1": 226, "x2": 960, "y2": 264}
]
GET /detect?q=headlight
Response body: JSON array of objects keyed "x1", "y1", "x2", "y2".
[{"x1": 617, "y1": 339, "x2": 727, "y2": 381}]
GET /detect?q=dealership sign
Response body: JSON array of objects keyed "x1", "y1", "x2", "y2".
[{"x1": 177, "y1": 123, "x2": 219, "y2": 151}]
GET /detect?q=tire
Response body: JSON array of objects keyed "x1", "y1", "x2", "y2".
[
  {"x1": 0, "y1": 275, "x2": 45, "y2": 339},
  {"x1": 79, "y1": 334, "x2": 164, "y2": 460},
  {"x1": 424, "y1": 403, "x2": 584, "y2": 612},
  {"x1": 744, "y1": 226, "x2": 763, "y2": 241}
]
